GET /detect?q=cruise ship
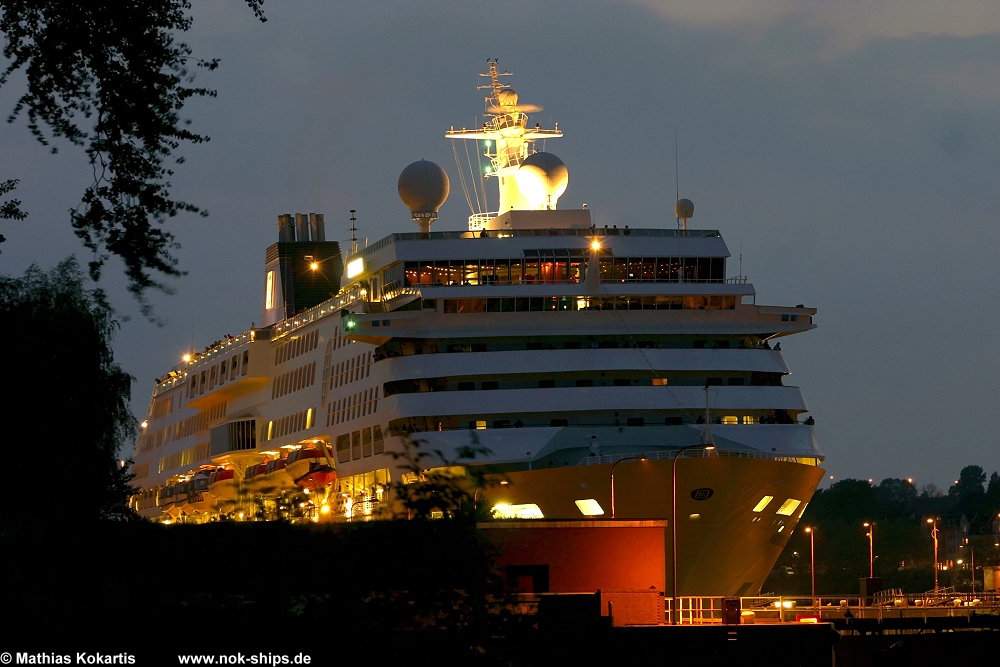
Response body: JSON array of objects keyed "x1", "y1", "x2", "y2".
[{"x1": 131, "y1": 61, "x2": 825, "y2": 596}]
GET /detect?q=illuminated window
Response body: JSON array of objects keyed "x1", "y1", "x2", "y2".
[
  {"x1": 742, "y1": 415, "x2": 758, "y2": 424},
  {"x1": 574, "y1": 499, "x2": 604, "y2": 516},
  {"x1": 265, "y1": 270, "x2": 275, "y2": 310},
  {"x1": 776, "y1": 498, "x2": 801, "y2": 516},
  {"x1": 346, "y1": 257, "x2": 364, "y2": 278},
  {"x1": 652, "y1": 378, "x2": 669, "y2": 386},
  {"x1": 306, "y1": 408, "x2": 314, "y2": 429},
  {"x1": 474, "y1": 420, "x2": 486, "y2": 430},
  {"x1": 492, "y1": 503, "x2": 544, "y2": 519},
  {"x1": 753, "y1": 496, "x2": 773, "y2": 512},
  {"x1": 721, "y1": 416, "x2": 738, "y2": 425}
]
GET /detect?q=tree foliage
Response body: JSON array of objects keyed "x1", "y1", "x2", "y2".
[
  {"x1": 0, "y1": 258, "x2": 137, "y2": 533},
  {"x1": 0, "y1": 1, "x2": 265, "y2": 311}
]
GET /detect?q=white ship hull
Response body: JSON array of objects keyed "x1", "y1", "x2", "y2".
[{"x1": 130, "y1": 62, "x2": 824, "y2": 596}]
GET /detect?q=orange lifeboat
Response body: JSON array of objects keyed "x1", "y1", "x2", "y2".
[{"x1": 286, "y1": 449, "x2": 336, "y2": 490}]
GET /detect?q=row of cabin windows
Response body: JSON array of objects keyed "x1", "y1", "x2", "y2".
[
  {"x1": 275, "y1": 329, "x2": 319, "y2": 365},
  {"x1": 327, "y1": 387, "x2": 380, "y2": 426},
  {"x1": 404, "y1": 257, "x2": 725, "y2": 286},
  {"x1": 189, "y1": 351, "x2": 250, "y2": 398},
  {"x1": 388, "y1": 410, "x2": 799, "y2": 435},
  {"x1": 330, "y1": 351, "x2": 372, "y2": 389},
  {"x1": 374, "y1": 336, "x2": 763, "y2": 360},
  {"x1": 331, "y1": 326, "x2": 354, "y2": 350},
  {"x1": 335, "y1": 425, "x2": 385, "y2": 463},
  {"x1": 440, "y1": 295, "x2": 737, "y2": 314},
  {"x1": 272, "y1": 362, "x2": 317, "y2": 399},
  {"x1": 263, "y1": 408, "x2": 315, "y2": 441},
  {"x1": 383, "y1": 373, "x2": 781, "y2": 396}
]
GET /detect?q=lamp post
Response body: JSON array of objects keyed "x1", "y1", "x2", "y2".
[
  {"x1": 610, "y1": 455, "x2": 647, "y2": 519},
  {"x1": 927, "y1": 517, "x2": 939, "y2": 592},
  {"x1": 863, "y1": 522, "x2": 874, "y2": 578},
  {"x1": 671, "y1": 442, "x2": 715, "y2": 624},
  {"x1": 804, "y1": 526, "x2": 816, "y2": 609}
]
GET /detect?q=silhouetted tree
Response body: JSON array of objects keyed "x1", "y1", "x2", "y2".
[
  {"x1": 0, "y1": 258, "x2": 137, "y2": 534},
  {"x1": 0, "y1": 1, "x2": 265, "y2": 310}
]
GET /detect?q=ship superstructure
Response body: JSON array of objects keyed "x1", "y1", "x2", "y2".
[{"x1": 131, "y1": 61, "x2": 824, "y2": 596}]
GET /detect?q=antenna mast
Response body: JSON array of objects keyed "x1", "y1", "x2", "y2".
[{"x1": 349, "y1": 210, "x2": 358, "y2": 256}]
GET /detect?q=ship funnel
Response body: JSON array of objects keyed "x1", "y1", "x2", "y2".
[
  {"x1": 675, "y1": 198, "x2": 694, "y2": 231},
  {"x1": 277, "y1": 214, "x2": 295, "y2": 242},
  {"x1": 309, "y1": 213, "x2": 326, "y2": 242},
  {"x1": 295, "y1": 213, "x2": 309, "y2": 242},
  {"x1": 398, "y1": 160, "x2": 450, "y2": 233}
]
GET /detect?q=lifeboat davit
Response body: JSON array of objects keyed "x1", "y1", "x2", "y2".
[{"x1": 286, "y1": 449, "x2": 337, "y2": 490}]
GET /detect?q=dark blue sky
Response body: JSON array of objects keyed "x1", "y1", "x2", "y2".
[{"x1": 3, "y1": 1, "x2": 998, "y2": 491}]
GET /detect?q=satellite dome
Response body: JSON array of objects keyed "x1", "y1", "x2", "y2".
[
  {"x1": 517, "y1": 152, "x2": 568, "y2": 209},
  {"x1": 674, "y1": 198, "x2": 694, "y2": 220},
  {"x1": 398, "y1": 160, "x2": 450, "y2": 231},
  {"x1": 497, "y1": 89, "x2": 519, "y2": 107}
]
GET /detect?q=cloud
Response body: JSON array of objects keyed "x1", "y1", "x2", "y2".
[{"x1": 624, "y1": 0, "x2": 1000, "y2": 52}]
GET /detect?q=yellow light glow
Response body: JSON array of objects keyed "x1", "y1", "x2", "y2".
[
  {"x1": 776, "y1": 498, "x2": 802, "y2": 516},
  {"x1": 689, "y1": 513, "x2": 701, "y2": 520},
  {"x1": 590, "y1": 239, "x2": 601, "y2": 251},
  {"x1": 492, "y1": 503, "x2": 544, "y2": 519},
  {"x1": 310, "y1": 262, "x2": 319, "y2": 271},
  {"x1": 320, "y1": 504, "x2": 331, "y2": 515},
  {"x1": 752, "y1": 496, "x2": 774, "y2": 512},
  {"x1": 182, "y1": 353, "x2": 191, "y2": 363},
  {"x1": 574, "y1": 499, "x2": 604, "y2": 516},
  {"x1": 346, "y1": 257, "x2": 364, "y2": 278}
]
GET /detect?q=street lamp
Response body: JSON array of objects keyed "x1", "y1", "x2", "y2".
[
  {"x1": 609, "y1": 455, "x2": 647, "y2": 519},
  {"x1": 671, "y1": 442, "x2": 715, "y2": 624},
  {"x1": 804, "y1": 526, "x2": 816, "y2": 609},
  {"x1": 863, "y1": 522, "x2": 874, "y2": 578},
  {"x1": 927, "y1": 517, "x2": 939, "y2": 592}
]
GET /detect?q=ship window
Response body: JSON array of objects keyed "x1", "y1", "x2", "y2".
[
  {"x1": 665, "y1": 416, "x2": 682, "y2": 426},
  {"x1": 782, "y1": 314, "x2": 789, "y2": 321},
  {"x1": 721, "y1": 416, "x2": 738, "y2": 425},
  {"x1": 728, "y1": 377, "x2": 745, "y2": 385},
  {"x1": 539, "y1": 380, "x2": 555, "y2": 388},
  {"x1": 576, "y1": 379, "x2": 593, "y2": 387},
  {"x1": 752, "y1": 496, "x2": 773, "y2": 512},
  {"x1": 469, "y1": 420, "x2": 487, "y2": 430},
  {"x1": 373, "y1": 425, "x2": 384, "y2": 454},
  {"x1": 219, "y1": 361, "x2": 227, "y2": 384},
  {"x1": 351, "y1": 431, "x2": 362, "y2": 460},
  {"x1": 706, "y1": 377, "x2": 723, "y2": 386},
  {"x1": 653, "y1": 378, "x2": 669, "y2": 386},
  {"x1": 493, "y1": 419, "x2": 511, "y2": 429},
  {"x1": 742, "y1": 416, "x2": 758, "y2": 425},
  {"x1": 575, "y1": 499, "x2": 604, "y2": 517},
  {"x1": 362, "y1": 428, "x2": 372, "y2": 457},
  {"x1": 242, "y1": 351, "x2": 249, "y2": 375},
  {"x1": 457, "y1": 381, "x2": 475, "y2": 391},
  {"x1": 776, "y1": 499, "x2": 801, "y2": 516},
  {"x1": 614, "y1": 379, "x2": 631, "y2": 386},
  {"x1": 551, "y1": 418, "x2": 568, "y2": 427},
  {"x1": 482, "y1": 381, "x2": 499, "y2": 390},
  {"x1": 627, "y1": 417, "x2": 645, "y2": 426},
  {"x1": 336, "y1": 434, "x2": 350, "y2": 463}
]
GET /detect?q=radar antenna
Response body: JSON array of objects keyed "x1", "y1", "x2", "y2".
[{"x1": 349, "y1": 210, "x2": 358, "y2": 256}]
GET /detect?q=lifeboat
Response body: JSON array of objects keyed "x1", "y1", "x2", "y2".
[
  {"x1": 286, "y1": 449, "x2": 337, "y2": 490},
  {"x1": 205, "y1": 468, "x2": 238, "y2": 513},
  {"x1": 185, "y1": 471, "x2": 214, "y2": 514},
  {"x1": 243, "y1": 462, "x2": 269, "y2": 494},
  {"x1": 258, "y1": 457, "x2": 296, "y2": 495},
  {"x1": 157, "y1": 484, "x2": 179, "y2": 518}
]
